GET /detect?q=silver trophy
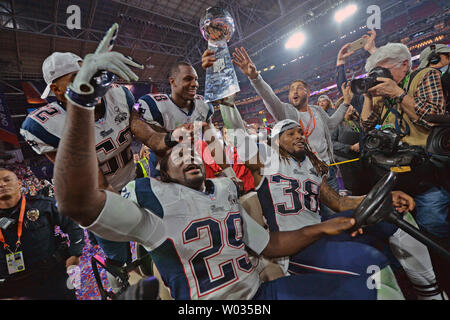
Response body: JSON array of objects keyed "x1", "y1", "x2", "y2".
[{"x1": 200, "y1": 7, "x2": 240, "y2": 103}]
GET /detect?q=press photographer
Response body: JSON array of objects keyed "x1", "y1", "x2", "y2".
[
  {"x1": 357, "y1": 42, "x2": 449, "y2": 241},
  {"x1": 418, "y1": 44, "x2": 450, "y2": 113}
]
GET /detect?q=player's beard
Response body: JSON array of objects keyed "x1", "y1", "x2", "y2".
[
  {"x1": 183, "y1": 166, "x2": 206, "y2": 190},
  {"x1": 291, "y1": 149, "x2": 306, "y2": 162}
]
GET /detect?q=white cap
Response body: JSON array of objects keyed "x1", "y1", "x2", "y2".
[
  {"x1": 270, "y1": 119, "x2": 301, "y2": 140},
  {"x1": 418, "y1": 44, "x2": 450, "y2": 69},
  {"x1": 41, "y1": 52, "x2": 82, "y2": 99}
]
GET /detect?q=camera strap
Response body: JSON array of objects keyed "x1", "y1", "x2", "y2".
[
  {"x1": 0, "y1": 195, "x2": 26, "y2": 254},
  {"x1": 382, "y1": 98, "x2": 410, "y2": 137}
]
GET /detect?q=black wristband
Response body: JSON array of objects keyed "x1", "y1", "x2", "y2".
[{"x1": 164, "y1": 131, "x2": 178, "y2": 148}]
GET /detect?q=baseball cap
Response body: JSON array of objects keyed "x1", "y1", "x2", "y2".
[
  {"x1": 270, "y1": 119, "x2": 301, "y2": 140},
  {"x1": 318, "y1": 95, "x2": 331, "y2": 101},
  {"x1": 418, "y1": 44, "x2": 450, "y2": 69},
  {"x1": 41, "y1": 52, "x2": 82, "y2": 99}
]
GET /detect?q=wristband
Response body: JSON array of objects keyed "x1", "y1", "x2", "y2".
[
  {"x1": 164, "y1": 131, "x2": 178, "y2": 148},
  {"x1": 222, "y1": 166, "x2": 237, "y2": 178},
  {"x1": 65, "y1": 71, "x2": 116, "y2": 109},
  {"x1": 65, "y1": 85, "x2": 99, "y2": 109}
]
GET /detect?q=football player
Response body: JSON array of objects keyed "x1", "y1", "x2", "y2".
[
  {"x1": 20, "y1": 47, "x2": 188, "y2": 293},
  {"x1": 218, "y1": 101, "x2": 446, "y2": 300},
  {"x1": 136, "y1": 59, "x2": 240, "y2": 187},
  {"x1": 54, "y1": 24, "x2": 384, "y2": 300}
]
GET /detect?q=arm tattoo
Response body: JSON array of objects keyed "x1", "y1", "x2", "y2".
[{"x1": 319, "y1": 180, "x2": 365, "y2": 212}]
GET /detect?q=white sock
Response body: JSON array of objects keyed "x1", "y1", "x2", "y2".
[{"x1": 389, "y1": 228, "x2": 445, "y2": 300}]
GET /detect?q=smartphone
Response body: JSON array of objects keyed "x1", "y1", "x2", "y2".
[{"x1": 349, "y1": 37, "x2": 367, "y2": 52}]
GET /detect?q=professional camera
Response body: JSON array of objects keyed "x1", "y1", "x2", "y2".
[
  {"x1": 362, "y1": 127, "x2": 428, "y2": 174},
  {"x1": 364, "y1": 127, "x2": 402, "y2": 155},
  {"x1": 351, "y1": 66, "x2": 393, "y2": 95},
  {"x1": 362, "y1": 123, "x2": 449, "y2": 196},
  {"x1": 424, "y1": 115, "x2": 450, "y2": 193},
  {"x1": 425, "y1": 115, "x2": 450, "y2": 156}
]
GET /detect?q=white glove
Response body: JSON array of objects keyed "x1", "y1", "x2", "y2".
[{"x1": 65, "y1": 23, "x2": 144, "y2": 108}]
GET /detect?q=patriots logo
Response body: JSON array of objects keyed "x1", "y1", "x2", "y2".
[{"x1": 121, "y1": 187, "x2": 130, "y2": 199}]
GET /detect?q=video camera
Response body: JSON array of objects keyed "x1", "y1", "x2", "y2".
[
  {"x1": 362, "y1": 127, "x2": 427, "y2": 169},
  {"x1": 362, "y1": 116, "x2": 450, "y2": 195},
  {"x1": 351, "y1": 67, "x2": 393, "y2": 95},
  {"x1": 424, "y1": 115, "x2": 450, "y2": 193},
  {"x1": 425, "y1": 115, "x2": 450, "y2": 157}
]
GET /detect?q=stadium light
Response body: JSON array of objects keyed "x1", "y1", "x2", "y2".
[
  {"x1": 285, "y1": 32, "x2": 306, "y2": 49},
  {"x1": 334, "y1": 4, "x2": 357, "y2": 23}
]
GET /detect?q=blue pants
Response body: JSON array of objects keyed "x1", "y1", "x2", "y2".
[
  {"x1": 252, "y1": 272, "x2": 377, "y2": 300},
  {"x1": 288, "y1": 211, "x2": 397, "y2": 276},
  {"x1": 93, "y1": 233, "x2": 132, "y2": 265},
  {"x1": 414, "y1": 187, "x2": 450, "y2": 241}
]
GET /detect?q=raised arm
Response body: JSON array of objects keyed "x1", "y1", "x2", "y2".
[
  {"x1": 234, "y1": 47, "x2": 296, "y2": 121},
  {"x1": 202, "y1": 48, "x2": 293, "y2": 121},
  {"x1": 217, "y1": 100, "x2": 264, "y2": 180},
  {"x1": 54, "y1": 24, "x2": 143, "y2": 226}
]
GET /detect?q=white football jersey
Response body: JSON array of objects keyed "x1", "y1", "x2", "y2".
[
  {"x1": 255, "y1": 144, "x2": 323, "y2": 273},
  {"x1": 256, "y1": 143, "x2": 322, "y2": 233},
  {"x1": 20, "y1": 86, "x2": 136, "y2": 191},
  {"x1": 121, "y1": 177, "x2": 269, "y2": 300},
  {"x1": 137, "y1": 93, "x2": 214, "y2": 130}
]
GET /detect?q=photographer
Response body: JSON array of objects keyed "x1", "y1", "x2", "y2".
[
  {"x1": 359, "y1": 42, "x2": 449, "y2": 241},
  {"x1": 418, "y1": 44, "x2": 450, "y2": 113},
  {"x1": 336, "y1": 29, "x2": 377, "y2": 114},
  {"x1": 0, "y1": 168, "x2": 84, "y2": 299}
]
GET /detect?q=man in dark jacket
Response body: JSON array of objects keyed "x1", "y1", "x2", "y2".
[{"x1": 0, "y1": 168, "x2": 84, "y2": 299}]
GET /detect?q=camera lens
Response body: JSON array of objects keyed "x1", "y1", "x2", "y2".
[
  {"x1": 351, "y1": 79, "x2": 367, "y2": 95},
  {"x1": 435, "y1": 128, "x2": 450, "y2": 156},
  {"x1": 365, "y1": 135, "x2": 381, "y2": 150}
]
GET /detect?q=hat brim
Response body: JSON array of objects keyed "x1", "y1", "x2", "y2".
[{"x1": 40, "y1": 84, "x2": 51, "y2": 99}]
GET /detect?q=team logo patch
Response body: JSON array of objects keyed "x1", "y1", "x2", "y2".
[
  {"x1": 228, "y1": 194, "x2": 238, "y2": 206},
  {"x1": 115, "y1": 112, "x2": 128, "y2": 125},
  {"x1": 26, "y1": 209, "x2": 40, "y2": 222}
]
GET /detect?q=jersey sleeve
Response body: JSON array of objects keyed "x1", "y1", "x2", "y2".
[
  {"x1": 196, "y1": 95, "x2": 214, "y2": 122},
  {"x1": 20, "y1": 115, "x2": 60, "y2": 155},
  {"x1": 121, "y1": 86, "x2": 136, "y2": 112},
  {"x1": 240, "y1": 205, "x2": 270, "y2": 255},
  {"x1": 84, "y1": 180, "x2": 166, "y2": 251},
  {"x1": 137, "y1": 94, "x2": 165, "y2": 127}
]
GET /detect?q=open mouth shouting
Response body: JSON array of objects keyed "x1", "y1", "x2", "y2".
[{"x1": 184, "y1": 163, "x2": 202, "y2": 175}]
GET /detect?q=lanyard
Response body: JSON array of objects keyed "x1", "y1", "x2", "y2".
[
  {"x1": 0, "y1": 195, "x2": 26, "y2": 253},
  {"x1": 298, "y1": 106, "x2": 316, "y2": 138},
  {"x1": 345, "y1": 120, "x2": 360, "y2": 133}
]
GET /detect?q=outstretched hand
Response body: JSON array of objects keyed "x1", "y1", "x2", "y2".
[
  {"x1": 70, "y1": 23, "x2": 144, "y2": 96},
  {"x1": 362, "y1": 29, "x2": 377, "y2": 54},
  {"x1": 320, "y1": 216, "x2": 358, "y2": 236},
  {"x1": 232, "y1": 47, "x2": 259, "y2": 80},
  {"x1": 337, "y1": 43, "x2": 354, "y2": 66}
]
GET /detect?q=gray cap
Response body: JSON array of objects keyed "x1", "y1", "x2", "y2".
[
  {"x1": 270, "y1": 119, "x2": 301, "y2": 140},
  {"x1": 41, "y1": 52, "x2": 82, "y2": 98},
  {"x1": 418, "y1": 44, "x2": 450, "y2": 69}
]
